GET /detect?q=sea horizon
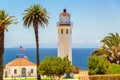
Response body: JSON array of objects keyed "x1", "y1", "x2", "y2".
[
  {"x1": 4, "y1": 47, "x2": 98, "y2": 49},
  {"x1": 3, "y1": 48, "x2": 96, "y2": 70}
]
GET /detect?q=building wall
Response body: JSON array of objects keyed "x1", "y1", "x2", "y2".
[
  {"x1": 58, "y1": 26, "x2": 72, "y2": 62},
  {"x1": 4, "y1": 66, "x2": 37, "y2": 78}
]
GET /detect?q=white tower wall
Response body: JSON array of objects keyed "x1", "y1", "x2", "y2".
[{"x1": 58, "y1": 26, "x2": 72, "y2": 62}]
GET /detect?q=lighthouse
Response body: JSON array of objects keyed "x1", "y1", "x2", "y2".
[{"x1": 57, "y1": 9, "x2": 72, "y2": 62}]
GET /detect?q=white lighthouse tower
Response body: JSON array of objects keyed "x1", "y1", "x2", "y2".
[{"x1": 57, "y1": 9, "x2": 72, "y2": 62}]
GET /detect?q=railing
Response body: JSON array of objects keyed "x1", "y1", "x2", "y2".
[
  {"x1": 78, "y1": 74, "x2": 120, "y2": 80},
  {"x1": 56, "y1": 22, "x2": 73, "y2": 27}
]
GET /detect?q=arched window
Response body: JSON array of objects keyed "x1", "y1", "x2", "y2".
[
  {"x1": 61, "y1": 29, "x2": 63, "y2": 34},
  {"x1": 66, "y1": 29, "x2": 68, "y2": 34},
  {"x1": 22, "y1": 68, "x2": 26, "y2": 77}
]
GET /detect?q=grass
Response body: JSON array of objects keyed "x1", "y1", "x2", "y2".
[
  {"x1": 4, "y1": 74, "x2": 80, "y2": 80},
  {"x1": 4, "y1": 77, "x2": 36, "y2": 80},
  {"x1": 4, "y1": 77, "x2": 78, "y2": 80}
]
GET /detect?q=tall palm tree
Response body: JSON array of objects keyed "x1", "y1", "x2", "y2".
[
  {"x1": 23, "y1": 4, "x2": 49, "y2": 80},
  {"x1": 92, "y1": 33, "x2": 120, "y2": 64},
  {"x1": 101, "y1": 33, "x2": 120, "y2": 62},
  {"x1": 101, "y1": 33, "x2": 120, "y2": 51},
  {"x1": 0, "y1": 10, "x2": 17, "y2": 80}
]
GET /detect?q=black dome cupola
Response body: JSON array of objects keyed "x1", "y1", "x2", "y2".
[{"x1": 63, "y1": 9, "x2": 66, "y2": 12}]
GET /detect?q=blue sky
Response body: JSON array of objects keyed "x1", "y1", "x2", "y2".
[{"x1": 1, "y1": 0, "x2": 120, "y2": 48}]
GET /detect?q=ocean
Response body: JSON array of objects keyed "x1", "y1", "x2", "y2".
[{"x1": 3, "y1": 48, "x2": 95, "y2": 70}]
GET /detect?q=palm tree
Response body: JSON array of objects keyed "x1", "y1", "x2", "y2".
[
  {"x1": 92, "y1": 46, "x2": 107, "y2": 57},
  {"x1": 101, "y1": 33, "x2": 120, "y2": 63},
  {"x1": 101, "y1": 33, "x2": 120, "y2": 50},
  {"x1": 0, "y1": 10, "x2": 17, "y2": 80},
  {"x1": 22, "y1": 4, "x2": 49, "y2": 80},
  {"x1": 92, "y1": 33, "x2": 120, "y2": 64}
]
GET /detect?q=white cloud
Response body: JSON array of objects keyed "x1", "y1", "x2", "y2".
[
  {"x1": 72, "y1": 40, "x2": 102, "y2": 48},
  {"x1": 73, "y1": 40, "x2": 101, "y2": 44}
]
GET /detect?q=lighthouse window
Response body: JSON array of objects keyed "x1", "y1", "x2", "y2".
[
  {"x1": 66, "y1": 29, "x2": 68, "y2": 34},
  {"x1": 70, "y1": 29, "x2": 72, "y2": 34},
  {"x1": 61, "y1": 29, "x2": 63, "y2": 34}
]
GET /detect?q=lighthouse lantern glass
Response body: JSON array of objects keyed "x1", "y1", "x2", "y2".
[{"x1": 60, "y1": 16, "x2": 70, "y2": 25}]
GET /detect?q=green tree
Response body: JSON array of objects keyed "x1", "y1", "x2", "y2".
[
  {"x1": 0, "y1": 10, "x2": 17, "y2": 80},
  {"x1": 63, "y1": 57, "x2": 74, "y2": 78},
  {"x1": 38, "y1": 57, "x2": 56, "y2": 78},
  {"x1": 38, "y1": 56, "x2": 74, "y2": 80},
  {"x1": 88, "y1": 56, "x2": 109, "y2": 75},
  {"x1": 22, "y1": 4, "x2": 49, "y2": 80},
  {"x1": 55, "y1": 57, "x2": 65, "y2": 79}
]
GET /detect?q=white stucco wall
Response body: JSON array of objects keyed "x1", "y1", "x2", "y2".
[{"x1": 4, "y1": 66, "x2": 36, "y2": 78}]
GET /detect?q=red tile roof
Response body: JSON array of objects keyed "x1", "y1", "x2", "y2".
[
  {"x1": 60, "y1": 9, "x2": 70, "y2": 16},
  {"x1": 6, "y1": 58, "x2": 36, "y2": 66},
  {"x1": 60, "y1": 12, "x2": 70, "y2": 16}
]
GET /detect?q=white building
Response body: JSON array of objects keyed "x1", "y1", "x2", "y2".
[
  {"x1": 4, "y1": 58, "x2": 37, "y2": 78},
  {"x1": 57, "y1": 9, "x2": 72, "y2": 62}
]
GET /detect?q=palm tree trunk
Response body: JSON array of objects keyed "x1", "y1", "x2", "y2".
[
  {"x1": 0, "y1": 28, "x2": 4, "y2": 80},
  {"x1": 0, "y1": 55, "x2": 3, "y2": 80},
  {"x1": 34, "y1": 27, "x2": 41, "y2": 80}
]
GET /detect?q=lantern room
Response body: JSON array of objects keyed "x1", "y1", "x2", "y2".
[{"x1": 59, "y1": 9, "x2": 71, "y2": 26}]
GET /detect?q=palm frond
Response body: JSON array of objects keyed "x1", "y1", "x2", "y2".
[
  {"x1": 23, "y1": 4, "x2": 50, "y2": 29},
  {"x1": 0, "y1": 10, "x2": 17, "y2": 31}
]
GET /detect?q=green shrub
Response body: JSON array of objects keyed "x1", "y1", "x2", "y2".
[
  {"x1": 107, "y1": 63, "x2": 120, "y2": 74},
  {"x1": 88, "y1": 56, "x2": 109, "y2": 75}
]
